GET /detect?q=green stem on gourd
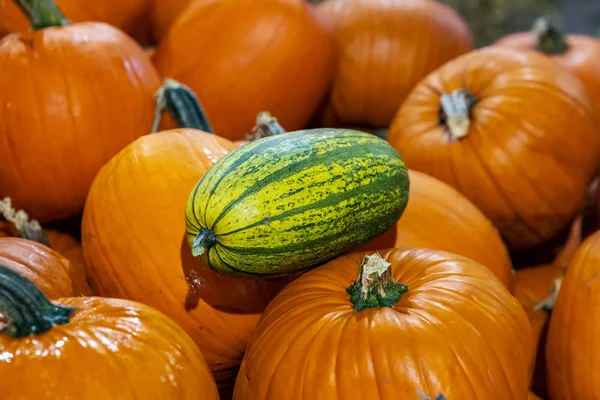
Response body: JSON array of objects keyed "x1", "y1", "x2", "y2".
[
  {"x1": 439, "y1": 89, "x2": 477, "y2": 141},
  {"x1": 191, "y1": 227, "x2": 217, "y2": 258},
  {"x1": 532, "y1": 16, "x2": 569, "y2": 55},
  {"x1": 418, "y1": 393, "x2": 447, "y2": 400},
  {"x1": 151, "y1": 78, "x2": 214, "y2": 134},
  {"x1": 12, "y1": 0, "x2": 69, "y2": 30},
  {"x1": 346, "y1": 253, "x2": 407, "y2": 311},
  {"x1": 0, "y1": 197, "x2": 49, "y2": 247},
  {"x1": 245, "y1": 112, "x2": 287, "y2": 142},
  {"x1": 534, "y1": 277, "x2": 563, "y2": 313},
  {"x1": 0, "y1": 265, "x2": 75, "y2": 338}
]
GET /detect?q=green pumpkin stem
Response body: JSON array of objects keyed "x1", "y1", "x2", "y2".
[
  {"x1": 439, "y1": 89, "x2": 477, "y2": 141},
  {"x1": 532, "y1": 16, "x2": 569, "y2": 54},
  {"x1": 12, "y1": 0, "x2": 69, "y2": 30},
  {"x1": 0, "y1": 265, "x2": 75, "y2": 338},
  {"x1": 245, "y1": 112, "x2": 287, "y2": 142},
  {"x1": 152, "y1": 78, "x2": 214, "y2": 134},
  {"x1": 347, "y1": 253, "x2": 407, "y2": 311},
  {"x1": 0, "y1": 197, "x2": 49, "y2": 247},
  {"x1": 418, "y1": 393, "x2": 447, "y2": 400},
  {"x1": 191, "y1": 227, "x2": 217, "y2": 258}
]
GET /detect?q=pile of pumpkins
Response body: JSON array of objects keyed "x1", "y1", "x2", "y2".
[{"x1": 1, "y1": 0, "x2": 600, "y2": 399}]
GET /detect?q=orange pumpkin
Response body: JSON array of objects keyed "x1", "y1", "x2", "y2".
[
  {"x1": 546, "y1": 229, "x2": 600, "y2": 398},
  {"x1": 313, "y1": 0, "x2": 472, "y2": 128},
  {"x1": 82, "y1": 128, "x2": 292, "y2": 387},
  {"x1": 0, "y1": 265, "x2": 219, "y2": 399},
  {"x1": 387, "y1": 47, "x2": 600, "y2": 250},
  {"x1": 153, "y1": 0, "x2": 336, "y2": 141},
  {"x1": 359, "y1": 169, "x2": 512, "y2": 287},
  {"x1": 496, "y1": 16, "x2": 600, "y2": 116},
  {"x1": 0, "y1": 0, "x2": 161, "y2": 222},
  {"x1": 0, "y1": 0, "x2": 152, "y2": 39},
  {"x1": 0, "y1": 197, "x2": 91, "y2": 296},
  {"x1": 234, "y1": 250, "x2": 533, "y2": 399},
  {"x1": 151, "y1": 0, "x2": 193, "y2": 40},
  {"x1": 0, "y1": 237, "x2": 73, "y2": 299},
  {"x1": 529, "y1": 392, "x2": 542, "y2": 400}
]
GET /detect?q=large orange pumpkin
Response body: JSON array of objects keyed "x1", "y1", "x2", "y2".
[
  {"x1": 82, "y1": 128, "x2": 292, "y2": 387},
  {"x1": 496, "y1": 16, "x2": 600, "y2": 117},
  {"x1": 313, "y1": 0, "x2": 472, "y2": 128},
  {"x1": 359, "y1": 169, "x2": 512, "y2": 287},
  {"x1": 0, "y1": 237, "x2": 73, "y2": 299},
  {"x1": 153, "y1": 0, "x2": 336, "y2": 141},
  {"x1": 151, "y1": 0, "x2": 193, "y2": 40},
  {"x1": 0, "y1": 0, "x2": 152, "y2": 39},
  {"x1": 234, "y1": 249, "x2": 533, "y2": 399},
  {"x1": 387, "y1": 47, "x2": 600, "y2": 250},
  {"x1": 0, "y1": 197, "x2": 91, "y2": 296},
  {"x1": 546, "y1": 229, "x2": 600, "y2": 398},
  {"x1": 0, "y1": 265, "x2": 219, "y2": 399},
  {"x1": 0, "y1": 0, "x2": 161, "y2": 222}
]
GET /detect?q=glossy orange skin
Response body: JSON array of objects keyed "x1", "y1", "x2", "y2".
[
  {"x1": 152, "y1": 0, "x2": 193, "y2": 40},
  {"x1": 0, "y1": 296, "x2": 219, "y2": 399},
  {"x1": 388, "y1": 47, "x2": 600, "y2": 250},
  {"x1": 234, "y1": 249, "x2": 533, "y2": 399},
  {"x1": 359, "y1": 170, "x2": 512, "y2": 287},
  {"x1": 82, "y1": 129, "x2": 291, "y2": 387},
  {"x1": 546, "y1": 230, "x2": 600, "y2": 399},
  {"x1": 0, "y1": 23, "x2": 161, "y2": 222},
  {"x1": 153, "y1": 0, "x2": 336, "y2": 141},
  {"x1": 0, "y1": 237, "x2": 73, "y2": 299},
  {"x1": 0, "y1": 222, "x2": 92, "y2": 296},
  {"x1": 314, "y1": 0, "x2": 472, "y2": 128},
  {"x1": 496, "y1": 33, "x2": 600, "y2": 117},
  {"x1": 0, "y1": 0, "x2": 152, "y2": 38}
]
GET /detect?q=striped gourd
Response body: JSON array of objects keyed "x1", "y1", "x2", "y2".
[{"x1": 184, "y1": 128, "x2": 409, "y2": 277}]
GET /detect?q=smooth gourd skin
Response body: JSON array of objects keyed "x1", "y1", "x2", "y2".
[
  {"x1": 234, "y1": 249, "x2": 533, "y2": 399},
  {"x1": 496, "y1": 33, "x2": 600, "y2": 117},
  {"x1": 185, "y1": 129, "x2": 410, "y2": 277},
  {"x1": 151, "y1": 0, "x2": 193, "y2": 40},
  {"x1": 359, "y1": 169, "x2": 512, "y2": 287},
  {"x1": 82, "y1": 130, "x2": 291, "y2": 386},
  {"x1": 546, "y1": 231, "x2": 600, "y2": 399},
  {"x1": 153, "y1": 0, "x2": 336, "y2": 141},
  {"x1": 0, "y1": 296, "x2": 219, "y2": 400},
  {"x1": 0, "y1": 0, "x2": 152, "y2": 38},
  {"x1": 314, "y1": 0, "x2": 472, "y2": 128},
  {"x1": 388, "y1": 47, "x2": 600, "y2": 250},
  {"x1": 0, "y1": 23, "x2": 160, "y2": 222},
  {"x1": 0, "y1": 237, "x2": 73, "y2": 299}
]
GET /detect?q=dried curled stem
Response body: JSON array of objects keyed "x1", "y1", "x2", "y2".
[{"x1": 0, "y1": 198, "x2": 49, "y2": 246}]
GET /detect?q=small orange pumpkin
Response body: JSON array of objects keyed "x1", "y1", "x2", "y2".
[
  {"x1": 151, "y1": 0, "x2": 193, "y2": 40},
  {"x1": 313, "y1": 0, "x2": 472, "y2": 128},
  {"x1": 0, "y1": 197, "x2": 91, "y2": 296},
  {"x1": 0, "y1": 265, "x2": 219, "y2": 399},
  {"x1": 234, "y1": 250, "x2": 533, "y2": 399},
  {"x1": 153, "y1": 0, "x2": 336, "y2": 141},
  {"x1": 387, "y1": 47, "x2": 600, "y2": 250},
  {"x1": 496, "y1": 16, "x2": 600, "y2": 117},
  {"x1": 0, "y1": 0, "x2": 161, "y2": 222},
  {"x1": 359, "y1": 169, "x2": 512, "y2": 287}
]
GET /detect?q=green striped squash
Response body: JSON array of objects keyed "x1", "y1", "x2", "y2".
[{"x1": 184, "y1": 128, "x2": 409, "y2": 277}]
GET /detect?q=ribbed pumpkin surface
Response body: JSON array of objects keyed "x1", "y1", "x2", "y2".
[{"x1": 185, "y1": 129, "x2": 409, "y2": 277}]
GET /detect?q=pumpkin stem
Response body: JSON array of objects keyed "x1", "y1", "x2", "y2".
[
  {"x1": 245, "y1": 112, "x2": 287, "y2": 142},
  {"x1": 346, "y1": 253, "x2": 407, "y2": 311},
  {"x1": 418, "y1": 393, "x2": 447, "y2": 400},
  {"x1": 11, "y1": 0, "x2": 69, "y2": 30},
  {"x1": 532, "y1": 16, "x2": 569, "y2": 54},
  {"x1": 0, "y1": 264, "x2": 75, "y2": 338},
  {"x1": 152, "y1": 78, "x2": 214, "y2": 134},
  {"x1": 191, "y1": 227, "x2": 217, "y2": 258},
  {"x1": 439, "y1": 89, "x2": 477, "y2": 141},
  {"x1": 534, "y1": 276, "x2": 563, "y2": 312},
  {"x1": 0, "y1": 197, "x2": 49, "y2": 246}
]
